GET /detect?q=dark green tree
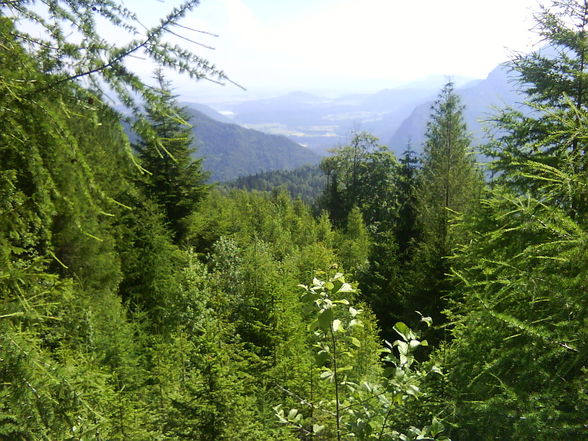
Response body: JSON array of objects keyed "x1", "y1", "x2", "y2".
[
  {"x1": 395, "y1": 146, "x2": 421, "y2": 255},
  {"x1": 135, "y1": 70, "x2": 209, "y2": 241}
]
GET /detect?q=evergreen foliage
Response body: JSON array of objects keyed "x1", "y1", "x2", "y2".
[
  {"x1": 4, "y1": 1, "x2": 588, "y2": 440},
  {"x1": 226, "y1": 164, "x2": 326, "y2": 206},
  {"x1": 134, "y1": 69, "x2": 209, "y2": 242},
  {"x1": 407, "y1": 82, "x2": 482, "y2": 338}
]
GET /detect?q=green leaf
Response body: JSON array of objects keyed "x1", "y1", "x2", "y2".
[
  {"x1": 313, "y1": 424, "x2": 325, "y2": 433},
  {"x1": 338, "y1": 282, "x2": 354, "y2": 293},
  {"x1": 318, "y1": 308, "x2": 334, "y2": 330},
  {"x1": 320, "y1": 370, "x2": 333, "y2": 380},
  {"x1": 430, "y1": 417, "x2": 445, "y2": 437},
  {"x1": 350, "y1": 337, "x2": 361, "y2": 347},
  {"x1": 393, "y1": 322, "x2": 413, "y2": 341}
]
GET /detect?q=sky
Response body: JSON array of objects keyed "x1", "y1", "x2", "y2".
[{"x1": 127, "y1": 0, "x2": 542, "y2": 101}]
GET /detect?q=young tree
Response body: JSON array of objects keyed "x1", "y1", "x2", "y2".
[
  {"x1": 135, "y1": 70, "x2": 209, "y2": 242},
  {"x1": 409, "y1": 82, "x2": 482, "y2": 336}
]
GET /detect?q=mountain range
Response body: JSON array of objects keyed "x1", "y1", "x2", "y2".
[
  {"x1": 194, "y1": 66, "x2": 524, "y2": 157},
  {"x1": 182, "y1": 64, "x2": 526, "y2": 181}
]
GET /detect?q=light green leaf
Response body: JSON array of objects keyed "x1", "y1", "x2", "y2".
[
  {"x1": 338, "y1": 282, "x2": 354, "y2": 293},
  {"x1": 313, "y1": 424, "x2": 325, "y2": 433}
]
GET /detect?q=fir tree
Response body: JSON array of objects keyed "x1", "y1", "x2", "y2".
[
  {"x1": 135, "y1": 70, "x2": 209, "y2": 242},
  {"x1": 410, "y1": 82, "x2": 482, "y2": 338}
]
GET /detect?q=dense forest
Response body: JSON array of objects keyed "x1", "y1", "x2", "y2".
[{"x1": 1, "y1": 1, "x2": 587, "y2": 441}]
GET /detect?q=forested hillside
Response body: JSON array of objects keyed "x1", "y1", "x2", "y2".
[
  {"x1": 1, "y1": 1, "x2": 586, "y2": 441},
  {"x1": 185, "y1": 107, "x2": 320, "y2": 182},
  {"x1": 225, "y1": 165, "x2": 326, "y2": 205}
]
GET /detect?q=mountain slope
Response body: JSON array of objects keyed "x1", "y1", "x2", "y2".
[
  {"x1": 186, "y1": 107, "x2": 320, "y2": 182},
  {"x1": 389, "y1": 65, "x2": 523, "y2": 152}
]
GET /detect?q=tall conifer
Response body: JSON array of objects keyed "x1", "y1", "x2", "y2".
[
  {"x1": 410, "y1": 82, "x2": 481, "y2": 335},
  {"x1": 135, "y1": 70, "x2": 209, "y2": 242}
]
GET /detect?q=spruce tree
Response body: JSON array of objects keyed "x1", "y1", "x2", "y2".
[
  {"x1": 135, "y1": 70, "x2": 209, "y2": 242},
  {"x1": 410, "y1": 82, "x2": 481, "y2": 336}
]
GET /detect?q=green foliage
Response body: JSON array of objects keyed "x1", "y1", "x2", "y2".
[
  {"x1": 226, "y1": 164, "x2": 326, "y2": 206},
  {"x1": 336, "y1": 206, "x2": 370, "y2": 273},
  {"x1": 441, "y1": 3, "x2": 588, "y2": 438},
  {"x1": 135, "y1": 70, "x2": 209, "y2": 242},
  {"x1": 277, "y1": 274, "x2": 448, "y2": 441},
  {"x1": 445, "y1": 166, "x2": 588, "y2": 440},
  {"x1": 7, "y1": 2, "x2": 588, "y2": 440},
  {"x1": 320, "y1": 132, "x2": 398, "y2": 230}
]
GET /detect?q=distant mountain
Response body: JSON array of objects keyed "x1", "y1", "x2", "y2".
[
  {"x1": 212, "y1": 87, "x2": 443, "y2": 155},
  {"x1": 399, "y1": 74, "x2": 478, "y2": 90},
  {"x1": 182, "y1": 102, "x2": 233, "y2": 123},
  {"x1": 186, "y1": 107, "x2": 320, "y2": 182},
  {"x1": 389, "y1": 65, "x2": 524, "y2": 152},
  {"x1": 195, "y1": 67, "x2": 526, "y2": 159}
]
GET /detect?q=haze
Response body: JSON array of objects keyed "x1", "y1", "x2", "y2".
[{"x1": 119, "y1": 0, "x2": 541, "y2": 101}]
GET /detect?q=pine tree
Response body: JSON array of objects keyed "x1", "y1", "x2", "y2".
[{"x1": 135, "y1": 70, "x2": 209, "y2": 242}]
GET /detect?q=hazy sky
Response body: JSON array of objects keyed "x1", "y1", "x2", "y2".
[{"x1": 124, "y1": 0, "x2": 542, "y2": 100}]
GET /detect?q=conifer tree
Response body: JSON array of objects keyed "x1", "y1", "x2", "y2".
[
  {"x1": 395, "y1": 146, "x2": 421, "y2": 255},
  {"x1": 135, "y1": 69, "x2": 209, "y2": 242},
  {"x1": 442, "y1": 2, "x2": 588, "y2": 438},
  {"x1": 410, "y1": 82, "x2": 481, "y2": 335},
  {"x1": 488, "y1": 0, "x2": 588, "y2": 211}
]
